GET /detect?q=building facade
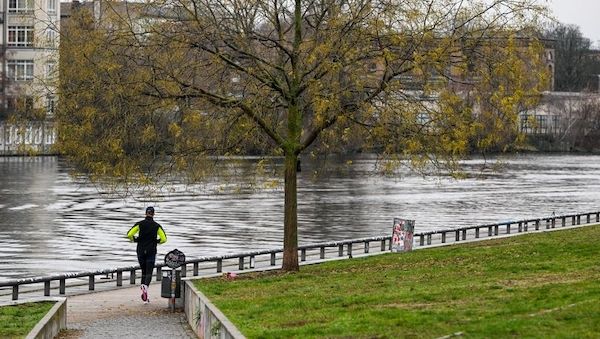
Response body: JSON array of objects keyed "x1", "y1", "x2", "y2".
[{"x1": 0, "y1": 0, "x2": 59, "y2": 154}]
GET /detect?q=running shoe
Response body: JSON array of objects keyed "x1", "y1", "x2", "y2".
[{"x1": 140, "y1": 284, "x2": 148, "y2": 302}]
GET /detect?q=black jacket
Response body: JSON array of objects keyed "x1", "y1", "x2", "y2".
[{"x1": 127, "y1": 217, "x2": 167, "y2": 255}]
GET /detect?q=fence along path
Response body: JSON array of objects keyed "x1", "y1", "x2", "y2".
[{"x1": 1, "y1": 211, "x2": 598, "y2": 302}]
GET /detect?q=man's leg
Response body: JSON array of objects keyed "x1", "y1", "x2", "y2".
[{"x1": 143, "y1": 254, "x2": 156, "y2": 286}]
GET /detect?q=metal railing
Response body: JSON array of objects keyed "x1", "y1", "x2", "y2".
[{"x1": 1, "y1": 211, "x2": 598, "y2": 301}]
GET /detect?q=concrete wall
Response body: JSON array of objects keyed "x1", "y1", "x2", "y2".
[
  {"x1": 0, "y1": 297, "x2": 66, "y2": 339},
  {"x1": 184, "y1": 280, "x2": 245, "y2": 339}
]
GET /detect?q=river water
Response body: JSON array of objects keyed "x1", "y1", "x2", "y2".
[{"x1": 0, "y1": 154, "x2": 599, "y2": 282}]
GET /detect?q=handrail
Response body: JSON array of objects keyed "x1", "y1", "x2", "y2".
[{"x1": 1, "y1": 210, "x2": 598, "y2": 300}]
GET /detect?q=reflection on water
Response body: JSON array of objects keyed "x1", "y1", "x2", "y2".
[{"x1": 1, "y1": 154, "x2": 599, "y2": 281}]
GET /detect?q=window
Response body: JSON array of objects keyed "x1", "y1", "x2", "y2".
[
  {"x1": 7, "y1": 60, "x2": 34, "y2": 81},
  {"x1": 8, "y1": 26, "x2": 34, "y2": 47},
  {"x1": 46, "y1": 95, "x2": 56, "y2": 115},
  {"x1": 7, "y1": 96, "x2": 34, "y2": 113},
  {"x1": 47, "y1": 0, "x2": 56, "y2": 13},
  {"x1": 46, "y1": 61, "x2": 56, "y2": 78},
  {"x1": 46, "y1": 28, "x2": 57, "y2": 47},
  {"x1": 8, "y1": 0, "x2": 34, "y2": 12}
]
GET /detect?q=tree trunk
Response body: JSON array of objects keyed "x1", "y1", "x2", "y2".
[{"x1": 282, "y1": 152, "x2": 299, "y2": 271}]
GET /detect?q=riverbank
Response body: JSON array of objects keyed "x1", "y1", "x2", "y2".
[{"x1": 196, "y1": 224, "x2": 600, "y2": 338}]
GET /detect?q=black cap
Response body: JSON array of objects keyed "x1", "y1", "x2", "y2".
[{"x1": 146, "y1": 206, "x2": 155, "y2": 215}]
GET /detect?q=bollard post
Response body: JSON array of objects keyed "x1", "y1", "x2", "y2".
[
  {"x1": 193, "y1": 262, "x2": 199, "y2": 276},
  {"x1": 301, "y1": 249, "x2": 306, "y2": 262},
  {"x1": 117, "y1": 270, "x2": 123, "y2": 287},
  {"x1": 442, "y1": 232, "x2": 446, "y2": 243},
  {"x1": 455, "y1": 230, "x2": 460, "y2": 241},
  {"x1": 181, "y1": 264, "x2": 187, "y2": 277},
  {"x1": 506, "y1": 223, "x2": 511, "y2": 234},
  {"x1": 475, "y1": 228, "x2": 480, "y2": 238},
  {"x1": 156, "y1": 266, "x2": 162, "y2": 282},
  {"x1": 88, "y1": 275, "x2": 95, "y2": 291},
  {"x1": 488, "y1": 226, "x2": 493, "y2": 236},
  {"x1": 494, "y1": 225, "x2": 499, "y2": 236},
  {"x1": 130, "y1": 269, "x2": 136, "y2": 285},
  {"x1": 572, "y1": 216, "x2": 576, "y2": 225},
  {"x1": 271, "y1": 253, "x2": 276, "y2": 266},
  {"x1": 535, "y1": 220, "x2": 540, "y2": 231},
  {"x1": 59, "y1": 279, "x2": 66, "y2": 294},
  {"x1": 320, "y1": 247, "x2": 325, "y2": 259},
  {"x1": 462, "y1": 229, "x2": 467, "y2": 240},
  {"x1": 238, "y1": 257, "x2": 244, "y2": 270},
  {"x1": 44, "y1": 281, "x2": 50, "y2": 296},
  {"x1": 217, "y1": 259, "x2": 223, "y2": 273},
  {"x1": 338, "y1": 244, "x2": 344, "y2": 257},
  {"x1": 562, "y1": 217, "x2": 566, "y2": 227},
  {"x1": 12, "y1": 285, "x2": 18, "y2": 301},
  {"x1": 577, "y1": 215, "x2": 581, "y2": 225},
  {"x1": 348, "y1": 243, "x2": 353, "y2": 258}
]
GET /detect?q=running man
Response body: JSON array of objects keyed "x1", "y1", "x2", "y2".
[{"x1": 127, "y1": 206, "x2": 167, "y2": 303}]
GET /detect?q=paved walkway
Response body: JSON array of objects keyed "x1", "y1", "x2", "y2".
[{"x1": 57, "y1": 283, "x2": 196, "y2": 339}]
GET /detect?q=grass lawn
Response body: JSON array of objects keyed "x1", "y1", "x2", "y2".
[
  {"x1": 0, "y1": 301, "x2": 55, "y2": 338},
  {"x1": 195, "y1": 225, "x2": 600, "y2": 338}
]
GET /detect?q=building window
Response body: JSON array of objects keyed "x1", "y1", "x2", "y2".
[
  {"x1": 46, "y1": 28, "x2": 57, "y2": 47},
  {"x1": 7, "y1": 96, "x2": 35, "y2": 114},
  {"x1": 8, "y1": 0, "x2": 34, "y2": 12},
  {"x1": 8, "y1": 26, "x2": 34, "y2": 47},
  {"x1": 46, "y1": 61, "x2": 56, "y2": 78},
  {"x1": 46, "y1": 95, "x2": 56, "y2": 115},
  {"x1": 47, "y1": 0, "x2": 56, "y2": 13},
  {"x1": 7, "y1": 60, "x2": 34, "y2": 81}
]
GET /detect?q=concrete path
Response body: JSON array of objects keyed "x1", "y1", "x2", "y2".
[{"x1": 57, "y1": 283, "x2": 196, "y2": 339}]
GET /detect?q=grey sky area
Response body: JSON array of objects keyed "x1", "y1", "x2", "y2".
[{"x1": 547, "y1": 0, "x2": 600, "y2": 46}]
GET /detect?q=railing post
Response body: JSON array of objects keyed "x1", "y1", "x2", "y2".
[
  {"x1": 587, "y1": 214, "x2": 591, "y2": 224},
  {"x1": 320, "y1": 247, "x2": 325, "y2": 259},
  {"x1": 270, "y1": 253, "x2": 276, "y2": 266},
  {"x1": 572, "y1": 216, "x2": 576, "y2": 225},
  {"x1": 117, "y1": 270, "x2": 123, "y2": 287},
  {"x1": 12, "y1": 285, "x2": 18, "y2": 301},
  {"x1": 217, "y1": 259, "x2": 223, "y2": 273},
  {"x1": 130, "y1": 269, "x2": 136, "y2": 285},
  {"x1": 546, "y1": 219, "x2": 550, "y2": 229},
  {"x1": 364, "y1": 241, "x2": 370, "y2": 254},
  {"x1": 475, "y1": 228, "x2": 479, "y2": 238},
  {"x1": 442, "y1": 232, "x2": 446, "y2": 243},
  {"x1": 181, "y1": 264, "x2": 187, "y2": 277},
  {"x1": 239, "y1": 257, "x2": 244, "y2": 270},
  {"x1": 535, "y1": 219, "x2": 540, "y2": 231},
  {"x1": 44, "y1": 281, "x2": 50, "y2": 296},
  {"x1": 551, "y1": 218, "x2": 556, "y2": 229},
  {"x1": 596, "y1": 212, "x2": 599, "y2": 222},
  {"x1": 249, "y1": 257, "x2": 255, "y2": 269},
  {"x1": 488, "y1": 226, "x2": 493, "y2": 236},
  {"x1": 59, "y1": 278, "x2": 66, "y2": 294},
  {"x1": 455, "y1": 230, "x2": 460, "y2": 241},
  {"x1": 577, "y1": 215, "x2": 581, "y2": 225},
  {"x1": 562, "y1": 217, "x2": 566, "y2": 227},
  {"x1": 88, "y1": 275, "x2": 95, "y2": 291},
  {"x1": 301, "y1": 249, "x2": 306, "y2": 262},
  {"x1": 388, "y1": 239, "x2": 392, "y2": 251},
  {"x1": 427, "y1": 234, "x2": 432, "y2": 245},
  {"x1": 506, "y1": 223, "x2": 511, "y2": 234},
  {"x1": 462, "y1": 229, "x2": 467, "y2": 240},
  {"x1": 156, "y1": 266, "x2": 162, "y2": 282},
  {"x1": 338, "y1": 244, "x2": 344, "y2": 257},
  {"x1": 193, "y1": 262, "x2": 199, "y2": 276},
  {"x1": 348, "y1": 243, "x2": 353, "y2": 258},
  {"x1": 382, "y1": 239, "x2": 387, "y2": 251},
  {"x1": 524, "y1": 222, "x2": 528, "y2": 232},
  {"x1": 419, "y1": 235, "x2": 424, "y2": 246},
  {"x1": 518, "y1": 222, "x2": 522, "y2": 233},
  {"x1": 494, "y1": 225, "x2": 499, "y2": 235}
]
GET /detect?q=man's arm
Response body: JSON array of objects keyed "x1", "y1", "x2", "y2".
[
  {"x1": 157, "y1": 226, "x2": 167, "y2": 244},
  {"x1": 127, "y1": 225, "x2": 140, "y2": 242}
]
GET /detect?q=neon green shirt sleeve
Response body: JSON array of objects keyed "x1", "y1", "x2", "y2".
[
  {"x1": 157, "y1": 226, "x2": 167, "y2": 244},
  {"x1": 127, "y1": 225, "x2": 140, "y2": 241}
]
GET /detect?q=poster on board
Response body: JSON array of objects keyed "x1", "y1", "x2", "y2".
[{"x1": 391, "y1": 218, "x2": 415, "y2": 252}]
